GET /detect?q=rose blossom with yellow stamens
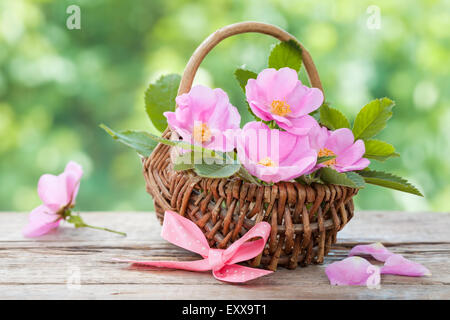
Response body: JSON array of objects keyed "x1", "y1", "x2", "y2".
[{"x1": 245, "y1": 67, "x2": 324, "y2": 135}]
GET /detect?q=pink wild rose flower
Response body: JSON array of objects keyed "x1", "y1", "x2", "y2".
[
  {"x1": 308, "y1": 122, "x2": 370, "y2": 172},
  {"x1": 23, "y1": 161, "x2": 125, "y2": 238},
  {"x1": 164, "y1": 85, "x2": 241, "y2": 152},
  {"x1": 23, "y1": 161, "x2": 83, "y2": 237},
  {"x1": 245, "y1": 67, "x2": 323, "y2": 135},
  {"x1": 236, "y1": 121, "x2": 317, "y2": 183}
]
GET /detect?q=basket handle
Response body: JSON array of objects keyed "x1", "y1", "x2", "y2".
[{"x1": 177, "y1": 21, "x2": 324, "y2": 98}]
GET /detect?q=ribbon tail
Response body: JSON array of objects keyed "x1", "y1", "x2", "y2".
[
  {"x1": 116, "y1": 258, "x2": 211, "y2": 272},
  {"x1": 213, "y1": 264, "x2": 273, "y2": 283}
]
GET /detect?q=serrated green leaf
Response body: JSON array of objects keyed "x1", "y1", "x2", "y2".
[
  {"x1": 268, "y1": 40, "x2": 303, "y2": 71},
  {"x1": 234, "y1": 68, "x2": 257, "y2": 91},
  {"x1": 344, "y1": 171, "x2": 366, "y2": 188},
  {"x1": 319, "y1": 104, "x2": 351, "y2": 130},
  {"x1": 194, "y1": 162, "x2": 241, "y2": 179},
  {"x1": 319, "y1": 167, "x2": 365, "y2": 188},
  {"x1": 352, "y1": 98, "x2": 395, "y2": 140},
  {"x1": 364, "y1": 139, "x2": 400, "y2": 161},
  {"x1": 103, "y1": 123, "x2": 241, "y2": 178},
  {"x1": 145, "y1": 74, "x2": 181, "y2": 132},
  {"x1": 317, "y1": 155, "x2": 336, "y2": 164},
  {"x1": 100, "y1": 124, "x2": 158, "y2": 157},
  {"x1": 357, "y1": 169, "x2": 423, "y2": 196}
]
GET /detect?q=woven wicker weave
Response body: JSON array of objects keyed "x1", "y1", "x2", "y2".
[{"x1": 143, "y1": 22, "x2": 358, "y2": 271}]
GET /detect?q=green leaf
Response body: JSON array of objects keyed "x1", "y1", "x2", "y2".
[
  {"x1": 317, "y1": 155, "x2": 336, "y2": 164},
  {"x1": 357, "y1": 169, "x2": 423, "y2": 196},
  {"x1": 173, "y1": 151, "x2": 233, "y2": 172},
  {"x1": 100, "y1": 124, "x2": 158, "y2": 157},
  {"x1": 103, "y1": 123, "x2": 241, "y2": 179},
  {"x1": 319, "y1": 104, "x2": 351, "y2": 130},
  {"x1": 237, "y1": 166, "x2": 261, "y2": 185},
  {"x1": 319, "y1": 167, "x2": 365, "y2": 188},
  {"x1": 296, "y1": 174, "x2": 323, "y2": 185},
  {"x1": 172, "y1": 152, "x2": 195, "y2": 171},
  {"x1": 352, "y1": 98, "x2": 395, "y2": 140},
  {"x1": 364, "y1": 139, "x2": 400, "y2": 161},
  {"x1": 234, "y1": 68, "x2": 257, "y2": 91},
  {"x1": 145, "y1": 74, "x2": 181, "y2": 132},
  {"x1": 194, "y1": 162, "x2": 241, "y2": 179},
  {"x1": 268, "y1": 40, "x2": 303, "y2": 71},
  {"x1": 344, "y1": 171, "x2": 366, "y2": 188},
  {"x1": 120, "y1": 127, "x2": 199, "y2": 153},
  {"x1": 234, "y1": 67, "x2": 260, "y2": 122}
]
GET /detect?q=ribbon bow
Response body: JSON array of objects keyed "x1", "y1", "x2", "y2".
[{"x1": 124, "y1": 210, "x2": 273, "y2": 283}]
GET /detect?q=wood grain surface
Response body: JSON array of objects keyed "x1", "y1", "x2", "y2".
[{"x1": 0, "y1": 211, "x2": 449, "y2": 299}]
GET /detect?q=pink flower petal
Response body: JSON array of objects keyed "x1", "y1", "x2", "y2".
[
  {"x1": 349, "y1": 242, "x2": 393, "y2": 262},
  {"x1": 278, "y1": 114, "x2": 317, "y2": 136},
  {"x1": 37, "y1": 161, "x2": 83, "y2": 210},
  {"x1": 308, "y1": 121, "x2": 329, "y2": 151},
  {"x1": 37, "y1": 174, "x2": 70, "y2": 212},
  {"x1": 236, "y1": 121, "x2": 317, "y2": 183},
  {"x1": 22, "y1": 205, "x2": 61, "y2": 238},
  {"x1": 325, "y1": 256, "x2": 380, "y2": 286},
  {"x1": 286, "y1": 83, "x2": 324, "y2": 116},
  {"x1": 335, "y1": 158, "x2": 370, "y2": 172},
  {"x1": 64, "y1": 161, "x2": 83, "y2": 205},
  {"x1": 336, "y1": 140, "x2": 366, "y2": 167},
  {"x1": 324, "y1": 128, "x2": 355, "y2": 154},
  {"x1": 381, "y1": 254, "x2": 431, "y2": 277},
  {"x1": 267, "y1": 67, "x2": 300, "y2": 102}
]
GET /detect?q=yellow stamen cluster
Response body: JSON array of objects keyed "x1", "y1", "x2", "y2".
[
  {"x1": 270, "y1": 100, "x2": 292, "y2": 117},
  {"x1": 318, "y1": 148, "x2": 336, "y2": 166},
  {"x1": 193, "y1": 123, "x2": 212, "y2": 143},
  {"x1": 257, "y1": 157, "x2": 277, "y2": 167}
]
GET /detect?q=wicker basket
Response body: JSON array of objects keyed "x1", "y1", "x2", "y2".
[{"x1": 143, "y1": 22, "x2": 358, "y2": 271}]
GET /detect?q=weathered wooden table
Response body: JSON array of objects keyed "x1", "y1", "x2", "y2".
[{"x1": 0, "y1": 211, "x2": 448, "y2": 299}]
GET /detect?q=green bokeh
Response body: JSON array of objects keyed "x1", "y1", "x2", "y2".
[{"x1": 0, "y1": 0, "x2": 449, "y2": 212}]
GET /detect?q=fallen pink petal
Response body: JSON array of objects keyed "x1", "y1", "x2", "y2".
[
  {"x1": 22, "y1": 205, "x2": 61, "y2": 238},
  {"x1": 348, "y1": 242, "x2": 394, "y2": 262},
  {"x1": 325, "y1": 256, "x2": 380, "y2": 286},
  {"x1": 381, "y1": 254, "x2": 431, "y2": 277}
]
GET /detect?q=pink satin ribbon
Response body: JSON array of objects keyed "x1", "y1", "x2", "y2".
[{"x1": 122, "y1": 210, "x2": 273, "y2": 283}]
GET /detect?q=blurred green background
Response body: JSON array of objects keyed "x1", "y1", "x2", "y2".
[{"x1": 1, "y1": 0, "x2": 449, "y2": 212}]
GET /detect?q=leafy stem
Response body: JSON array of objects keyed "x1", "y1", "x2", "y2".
[{"x1": 66, "y1": 212, "x2": 127, "y2": 236}]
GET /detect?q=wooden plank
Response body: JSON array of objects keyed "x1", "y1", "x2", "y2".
[{"x1": 0, "y1": 211, "x2": 449, "y2": 300}]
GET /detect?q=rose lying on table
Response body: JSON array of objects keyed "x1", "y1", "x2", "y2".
[{"x1": 23, "y1": 161, "x2": 126, "y2": 238}]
